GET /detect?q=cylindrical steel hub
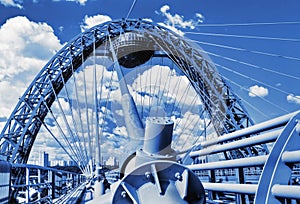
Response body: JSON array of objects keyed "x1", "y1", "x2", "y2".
[{"x1": 143, "y1": 117, "x2": 174, "y2": 155}]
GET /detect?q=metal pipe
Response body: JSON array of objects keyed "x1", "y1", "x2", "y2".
[
  {"x1": 109, "y1": 36, "x2": 144, "y2": 140},
  {"x1": 200, "y1": 111, "x2": 299, "y2": 148},
  {"x1": 281, "y1": 150, "x2": 300, "y2": 163},
  {"x1": 187, "y1": 155, "x2": 267, "y2": 170},
  {"x1": 190, "y1": 129, "x2": 281, "y2": 157},
  {"x1": 202, "y1": 183, "x2": 257, "y2": 194},
  {"x1": 271, "y1": 184, "x2": 300, "y2": 199}
]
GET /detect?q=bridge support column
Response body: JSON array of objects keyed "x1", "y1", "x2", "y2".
[{"x1": 111, "y1": 117, "x2": 206, "y2": 203}]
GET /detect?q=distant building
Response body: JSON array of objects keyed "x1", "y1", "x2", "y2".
[
  {"x1": 104, "y1": 156, "x2": 119, "y2": 168},
  {"x1": 66, "y1": 160, "x2": 76, "y2": 166},
  {"x1": 39, "y1": 152, "x2": 49, "y2": 167},
  {"x1": 50, "y1": 160, "x2": 76, "y2": 167},
  {"x1": 50, "y1": 160, "x2": 67, "y2": 166}
]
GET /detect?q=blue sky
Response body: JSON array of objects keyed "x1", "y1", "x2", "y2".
[
  {"x1": 1, "y1": 0, "x2": 299, "y2": 121},
  {"x1": 1, "y1": 0, "x2": 300, "y2": 162}
]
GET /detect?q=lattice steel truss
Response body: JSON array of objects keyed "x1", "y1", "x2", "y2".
[{"x1": 0, "y1": 19, "x2": 257, "y2": 166}]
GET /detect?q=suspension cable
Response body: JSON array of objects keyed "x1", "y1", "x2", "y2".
[
  {"x1": 126, "y1": 0, "x2": 137, "y2": 20},
  {"x1": 69, "y1": 47, "x2": 90, "y2": 166},
  {"x1": 195, "y1": 21, "x2": 300, "y2": 27},
  {"x1": 221, "y1": 76, "x2": 270, "y2": 120},
  {"x1": 192, "y1": 40, "x2": 300, "y2": 62},
  {"x1": 215, "y1": 63, "x2": 291, "y2": 113},
  {"x1": 185, "y1": 31, "x2": 300, "y2": 42},
  {"x1": 191, "y1": 41, "x2": 300, "y2": 81}
]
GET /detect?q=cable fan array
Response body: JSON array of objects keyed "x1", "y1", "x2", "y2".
[{"x1": 29, "y1": 20, "x2": 300, "y2": 175}]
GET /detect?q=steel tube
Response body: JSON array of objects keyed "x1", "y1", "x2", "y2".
[
  {"x1": 202, "y1": 183, "x2": 257, "y2": 194},
  {"x1": 187, "y1": 155, "x2": 267, "y2": 170},
  {"x1": 200, "y1": 111, "x2": 298, "y2": 148},
  {"x1": 271, "y1": 184, "x2": 300, "y2": 199},
  {"x1": 143, "y1": 117, "x2": 174, "y2": 154},
  {"x1": 281, "y1": 150, "x2": 300, "y2": 163},
  {"x1": 190, "y1": 130, "x2": 280, "y2": 157}
]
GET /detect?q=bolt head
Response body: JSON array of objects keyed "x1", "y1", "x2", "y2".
[
  {"x1": 145, "y1": 171, "x2": 151, "y2": 179},
  {"x1": 175, "y1": 172, "x2": 182, "y2": 180},
  {"x1": 121, "y1": 191, "x2": 127, "y2": 198}
]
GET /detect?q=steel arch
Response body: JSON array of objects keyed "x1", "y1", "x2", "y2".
[{"x1": 0, "y1": 18, "x2": 253, "y2": 165}]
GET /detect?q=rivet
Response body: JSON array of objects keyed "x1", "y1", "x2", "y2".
[
  {"x1": 121, "y1": 191, "x2": 126, "y2": 198},
  {"x1": 175, "y1": 172, "x2": 182, "y2": 180},
  {"x1": 145, "y1": 171, "x2": 151, "y2": 179}
]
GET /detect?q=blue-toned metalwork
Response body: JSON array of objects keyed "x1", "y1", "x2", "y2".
[
  {"x1": 188, "y1": 110, "x2": 300, "y2": 203},
  {"x1": 255, "y1": 111, "x2": 300, "y2": 203},
  {"x1": 3, "y1": 18, "x2": 293, "y2": 203},
  {"x1": 0, "y1": 18, "x2": 255, "y2": 166},
  {"x1": 112, "y1": 161, "x2": 205, "y2": 204}
]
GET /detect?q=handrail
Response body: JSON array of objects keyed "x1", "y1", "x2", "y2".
[
  {"x1": 202, "y1": 183, "x2": 257, "y2": 194},
  {"x1": 199, "y1": 111, "x2": 299, "y2": 148},
  {"x1": 187, "y1": 155, "x2": 267, "y2": 170},
  {"x1": 271, "y1": 184, "x2": 300, "y2": 199},
  {"x1": 10, "y1": 164, "x2": 86, "y2": 203},
  {"x1": 190, "y1": 129, "x2": 281, "y2": 157},
  {"x1": 187, "y1": 110, "x2": 300, "y2": 204}
]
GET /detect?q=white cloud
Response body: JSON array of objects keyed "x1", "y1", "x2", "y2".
[
  {"x1": 142, "y1": 18, "x2": 153, "y2": 23},
  {"x1": 0, "y1": 16, "x2": 63, "y2": 131},
  {"x1": 0, "y1": 15, "x2": 207, "y2": 165},
  {"x1": 0, "y1": 0, "x2": 23, "y2": 8},
  {"x1": 158, "y1": 4, "x2": 204, "y2": 35},
  {"x1": 158, "y1": 22, "x2": 185, "y2": 36},
  {"x1": 47, "y1": 0, "x2": 89, "y2": 5},
  {"x1": 130, "y1": 65, "x2": 202, "y2": 111},
  {"x1": 61, "y1": 0, "x2": 88, "y2": 5},
  {"x1": 0, "y1": 0, "x2": 89, "y2": 8},
  {"x1": 248, "y1": 85, "x2": 269, "y2": 97},
  {"x1": 74, "y1": 0, "x2": 87, "y2": 5},
  {"x1": 287, "y1": 94, "x2": 300, "y2": 104},
  {"x1": 80, "y1": 14, "x2": 112, "y2": 32},
  {"x1": 160, "y1": 5, "x2": 170, "y2": 13}
]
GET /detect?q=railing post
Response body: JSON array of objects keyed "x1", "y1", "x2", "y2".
[
  {"x1": 77, "y1": 174, "x2": 80, "y2": 186},
  {"x1": 72, "y1": 174, "x2": 75, "y2": 188},
  {"x1": 236, "y1": 167, "x2": 246, "y2": 203},
  {"x1": 48, "y1": 170, "x2": 52, "y2": 198},
  {"x1": 209, "y1": 169, "x2": 217, "y2": 200},
  {"x1": 38, "y1": 168, "x2": 41, "y2": 200},
  {"x1": 0, "y1": 159, "x2": 11, "y2": 204},
  {"x1": 51, "y1": 170, "x2": 55, "y2": 200},
  {"x1": 25, "y1": 167, "x2": 30, "y2": 203}
]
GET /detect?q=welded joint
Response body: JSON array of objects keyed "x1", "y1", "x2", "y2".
[{"x1": 151, "y1": 164, "x2": 162, "y2": 195}]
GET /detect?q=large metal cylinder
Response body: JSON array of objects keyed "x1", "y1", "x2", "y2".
[
  {"x1": 134, "y1": 117, "x2": 176, "y2": 167},
  {"x1": 143, "y1": 117, "x2": 174, "y2": 154}
]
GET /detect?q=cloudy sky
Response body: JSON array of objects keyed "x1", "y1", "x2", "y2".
[{"x1": 1, "y1": 0, "x2": 300, "y2": 163}]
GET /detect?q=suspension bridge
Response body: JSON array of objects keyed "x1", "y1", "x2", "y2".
[{"x1": 0, "y1": 18, "x2": 299, "y2": 203}]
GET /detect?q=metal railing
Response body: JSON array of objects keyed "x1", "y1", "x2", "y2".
[
  {"x1": 187, "y1": 110, "x2": 300, "y2": 204},
  {"x1": 9, "y1": 164, "x2": 86, "y2": 203}
]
